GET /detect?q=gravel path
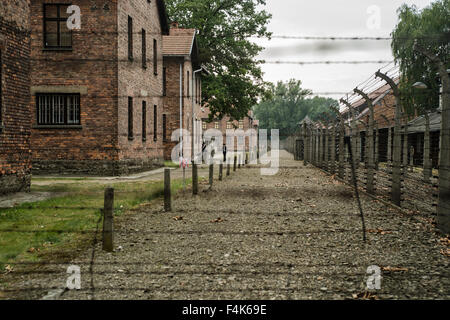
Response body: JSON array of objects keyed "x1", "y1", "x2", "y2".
[{"x1": 3, "y1": 151, "x2": 449, "y2": 300}]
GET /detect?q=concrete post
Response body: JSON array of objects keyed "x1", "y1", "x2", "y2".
[
  {"x1": 324, "y1": 124, "x2": 329, "y2": 172},
  {"x1": 423, "y1": 113, "x2": 432, "y2": 183},
  {"x1": 375, "y1": 71, "x2": 402, "y2": 206},
  {"x1": 355, "y1": 88, "x2": 375, "y2": 195},
  {"x1": 330, "y1": 123, "x2": 336, "y2": 174}
]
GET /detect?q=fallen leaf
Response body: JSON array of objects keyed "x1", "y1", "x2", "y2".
[
  {"x1": 172, "y1": 216, "x2": 183, "y2": 221},
  {"x1": 211, "y1": 217, "x2": 226, "y2": 223},
  {"x1": 353, "y1": 291, "x2": 379, "y2": 300},
  {"x1": 381, "y1": 266, "x2": 408, "y2": 272}
]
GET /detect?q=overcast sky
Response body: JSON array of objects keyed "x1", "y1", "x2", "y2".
[{"x1": 254, "y1": 0, "x2": 435, "y2": 100}]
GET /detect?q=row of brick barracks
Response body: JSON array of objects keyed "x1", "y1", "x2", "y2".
[{"x1": 0, "y1": 0, "x2": 259, "y2": 195}]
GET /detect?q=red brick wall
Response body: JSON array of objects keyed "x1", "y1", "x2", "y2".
[
  {"x1": 0, "y1": 0, "x2": 32, "y2": 194},
  {"x1": 162, "y1": 55, "x2": 204, "y2": 161},
  {"x1": 197, "y1": 108, "x2": 257, "y2": 152},
  {"x1": 117, "y1": 0, "x2": 164, "y2": 164},
  {"x1": 30, "y1": 0, "x2": 165, "y2": 175}
]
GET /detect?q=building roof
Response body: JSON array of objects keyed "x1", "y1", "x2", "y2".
[
  {"x1": 163, "y1": 28, "x2": 197, "y2": 57},
  {"x1": 299, "y1": 115, "x2": 313, "y2": 125},
  {"x1": 407, "y1": 107, "x2": 442, "y2": 133}
]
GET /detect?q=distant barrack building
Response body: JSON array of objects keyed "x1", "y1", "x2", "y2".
[
  {"x1": 197, "y1": 107, "x2": 259, "y2": 153},
  {"x1": 162, "y1": 23, "x2": 206, "y2": 161},
  {"x1": 30, "y1": 0, "x2": 169, "y2": 176},
  {"x1": 0, "y1": 0, "x2": 32, "y2": 194}
]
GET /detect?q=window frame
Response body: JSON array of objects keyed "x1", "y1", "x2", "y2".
[
  {"x1": 43, "y1": 3, "x2": 73, "y2": 49},
  {"x1": 36, "y1": 93, "x2": 81, "y2": 126},
  {"x1": 153, "y1": 105, "x2": 157, "y2": 141},
  {"x1": 162, "y1": 114, "x2": 167, "y2": 142},
  {"x1": 142, "y1": 100, "x2": 147, "y2": 141},
  {"x1": 162, "y1": 67, "x2": 167, "y2": 96},
  {"x1": 128, "y1": 16, "x2": 133, "y2": 61},
  {"x1": 141, "y1": 28, "x2": 147, "y2": 69},
  {"x1": 128, "y1": 96, "x2": 134, "y2": 140},
  {"x1": 153, "y1": 39, "x2": 158, "y2": 75}
]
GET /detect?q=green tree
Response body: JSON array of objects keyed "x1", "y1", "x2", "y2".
[
  {"x1": 165, "y1": 0, "x2": 272, "y2": 120},
  {"x1": 391, "y1": 0, "x2": 450, "y2": 116},
  {"x1": 253, "y1": 80, "x2": 338, "y2": 138}
]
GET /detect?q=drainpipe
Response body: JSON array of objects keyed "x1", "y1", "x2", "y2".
[
  {"x1": 180, "y1": 63, "x2": 183, "y2": 161},
  {"x1": 192, "y1": 67, "x2": 203, "y2": 163}
]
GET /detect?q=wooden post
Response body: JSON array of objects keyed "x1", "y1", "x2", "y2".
[
  {"x1": 102, "y1": 187, "x2": 114, "y2": 252},
  {"x1": 219, "y1": 163, "x2": 223, "y2": 181},
  {"x1": 192, "y1": 163, "x2": 198, "y2": 195},
  {"x1": 209, "y1": 164, "x2": 214, "y2": 187},
  {"x1": 164, "y1": 169, "x2": 172, "y2": 212}
]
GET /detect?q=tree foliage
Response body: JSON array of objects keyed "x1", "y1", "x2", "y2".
[
  {"x1": 165, "y1": 0, "x2": 272, "y2": 121},
  {"x1": 391, "y1": 0, "x2": 450, "y2": 116},
  {"x1": 253, "y1": 80, "x2": 338, "y2": 137}
]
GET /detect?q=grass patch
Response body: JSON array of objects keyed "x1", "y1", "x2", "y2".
[
  {"x1": 164, "y1": 160, "x2": 180, "y2": 168},
  {"x1": 0, "y1": 177, "x2": 190, "y2": 272}
]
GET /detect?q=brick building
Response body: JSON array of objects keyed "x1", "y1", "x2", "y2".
[
  {"x1": 197, "y1": 107, "x2": 259, "y2": 153},
  {"x1": 30, "y1": 0, "x2": 169, "y2": 175},
  {"x1": 341, "y1": 80, "x2": 440, "y2": 167},
  {"x1": 162, "y1": 24, "x2": 205, "y2": 161},
  {"x1": 0, "y1": 0, "x2": 32, "y2": 194}
]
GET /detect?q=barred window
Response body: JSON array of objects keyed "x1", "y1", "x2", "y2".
[
  {"x1": 226, "y1": 121, "x2": 233, "y2": 129},
  {"x1": 128, "y1": 97, "x2": 133, "y2": 139},
  {"x1": 142, "y1": 101, "x2": 147, "y2": 141},
  {"x1": 142, "y1": 29, "x2": 147, "y2": 68},
  {"x1": 202, "y1": 120, "x2": 207, "y2": 130},
  {"x1": 37, "y1": 94, "x2": 80, "y2": 125},
  {"x1": 162, "y1": 114, "x2": 167, "y2": 142},
  {"x1": 44, "y1": 4, "x2": 72, "y2": 48},
  {"x1": 153, "y1": 105, "x2": 157, "y2": 141},
  {"x1": 214, "y1": 121, "x2": 219, "y2": 129},
  {"x1": 239, "y1": 120, "x2": 244, "y2": 129},
  {"x1": 153, "y1": 39, "x2": 158, "y2": 75},
  {"x1": 128, "y1": 16, "x2": 133, "y2": 61},
  {"x1": 163, "y1": 67, "x2": 167, "y2": 96}
]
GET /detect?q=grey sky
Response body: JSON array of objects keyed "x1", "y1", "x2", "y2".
[{"x1": 255, "y1": 0, "x2": 435, "y2": 100}]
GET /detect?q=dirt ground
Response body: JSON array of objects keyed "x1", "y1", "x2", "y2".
[{"x1": 2, "y1": 151, "x2": 449, "y2": 300}]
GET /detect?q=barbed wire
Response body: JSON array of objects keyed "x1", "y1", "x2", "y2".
[{"x1": 264, "y1": 60, "x2": 392, "y2": 65}]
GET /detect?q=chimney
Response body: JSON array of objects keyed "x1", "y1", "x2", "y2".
[{"x1": 171, "y1": 21, "x2": 179, "y2": 29}]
